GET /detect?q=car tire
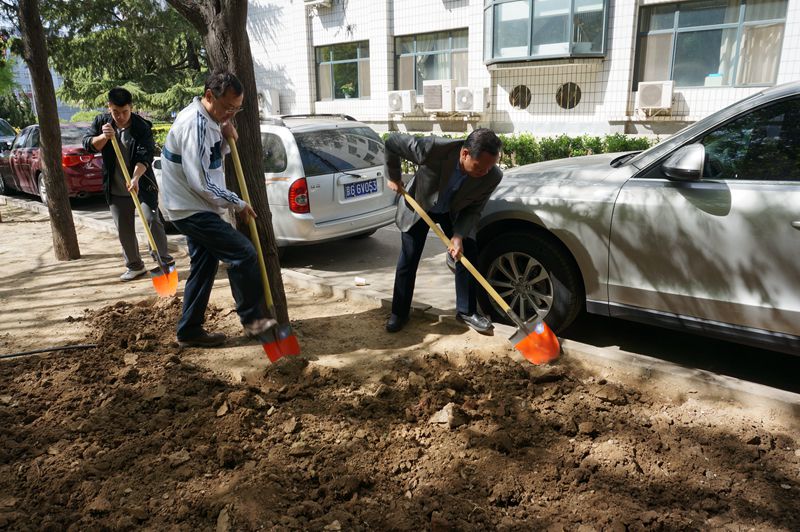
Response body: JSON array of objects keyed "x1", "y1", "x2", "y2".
[
  {"x1": 37, "y1": 173, "x2": 48, "y2": 205},
  {"x1": 477, "y1": 232, "x2": 583, "y2": 334},
  {"x1": 0, "y1": 176, "x2": 6, "y2": 195}
]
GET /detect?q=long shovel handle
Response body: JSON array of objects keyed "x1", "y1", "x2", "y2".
[
  {"x1": 109, "y1": 134, "x2": 165, "y2": 273},
  {"x1": 227, "y1": 136, "x2": 274, "y2": 309},
  {"x1": 400, "y1": 188, "x2": 516, "y2": 318}
]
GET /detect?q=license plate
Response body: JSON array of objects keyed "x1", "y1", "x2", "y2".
[{"x1": 344, "y1": 179, "x2": 378, "y2": 199}]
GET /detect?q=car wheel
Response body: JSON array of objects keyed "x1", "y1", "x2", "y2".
[
  {"x1": 349, "y1": 228, "x2": 378, "y2": 239},
  {"x1": 477, "y1": 232, "x2": 583, "y2": 334},
  {"x1": 0, "y1": 176, "x2": 6, "y2": 195},
  {"x1": 37, "y1": 173, "x2": 48, "y2": 205}
]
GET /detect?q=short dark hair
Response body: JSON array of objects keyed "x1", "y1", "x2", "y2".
[
  {"x1": 463, "y1": 128, "x2": 502, "y2": 158},
  {"x1": 205, "y1": 70, "x2": 244, "y2": 99},
  {"x1": 108, "y1": 87, "x2": 132, "y2": 107}
]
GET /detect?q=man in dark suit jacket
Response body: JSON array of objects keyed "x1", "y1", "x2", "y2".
[{"x1": 384, "y1": 128, "x2": 503, "y2": 334}]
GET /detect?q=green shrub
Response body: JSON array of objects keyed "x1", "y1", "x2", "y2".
[
  {"x1": 152, "y1": 123, "x2": 171, "y2": 153},
  {"x1": 69, "y1": 110, "x2": 101, "y2": 123}
]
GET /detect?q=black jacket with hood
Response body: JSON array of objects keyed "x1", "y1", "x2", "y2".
[{"x1": 82, "y1": 112, "x2": 158, "y2": 206}]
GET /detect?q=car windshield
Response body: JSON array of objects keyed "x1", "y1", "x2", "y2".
[
  {"x1": 0, "y1": 120, "x2": 15, "y2": 137},
  {"x1": 60, "y1": 126, "x2": 85, "y2": 146},
  {"x1": 294, "y1": 126, "x2": 384, "y2": 177}
]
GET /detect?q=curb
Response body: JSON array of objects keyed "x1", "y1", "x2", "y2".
[{"x1": 5, "y1": 196, "x2": 800, "y2": 418}]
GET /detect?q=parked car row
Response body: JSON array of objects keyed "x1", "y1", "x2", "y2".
[
  {"x1": 0, "y1": 122, "x2": 103, "y2": 201},
  {"x1": 4, "y1": 83, "x2": 799, "y2": 355}
]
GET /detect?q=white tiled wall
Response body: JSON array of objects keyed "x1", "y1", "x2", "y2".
[{"x1": 248, "y1": 0, "x2": 800, "y2": 136}]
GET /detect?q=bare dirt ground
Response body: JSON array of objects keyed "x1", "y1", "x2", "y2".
[{"x1": 1, "y1": 202, "x2": 799, "y2": 531}]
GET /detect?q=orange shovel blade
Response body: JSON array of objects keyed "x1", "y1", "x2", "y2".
[
  {"x1": 151, "y1": 266, "x2": 178, "y2": 297},
  {"x1": 510, "y1": 320, "x2": 561, "y2": 365}
]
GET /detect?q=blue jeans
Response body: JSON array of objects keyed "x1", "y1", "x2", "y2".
[
  {"x1": 171, "y1": 212, "x2": 265, "y2": 340},
  {"x1": 391, "y1": 211, "x2": 478, "y2": 319}
]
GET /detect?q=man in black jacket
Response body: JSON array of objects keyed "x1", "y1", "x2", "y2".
[
  {"x1": 83, "y1": 87, "x2": 172, "y2": 281},
  {"x1": 384, "y1": 128, "x2": 503, "y2": 334}
]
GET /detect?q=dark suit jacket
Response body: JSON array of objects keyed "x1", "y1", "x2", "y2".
[{"x1": 385, "y1": 133, "x2": 502, "y2": 237}]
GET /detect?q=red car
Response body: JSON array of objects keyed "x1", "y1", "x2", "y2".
[{"x1": 6, "y1": 123, "x2": 103, "y2": 203}]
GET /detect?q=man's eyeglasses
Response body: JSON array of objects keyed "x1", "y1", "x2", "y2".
[{"x1": 223, "y1": 105, "x2": 244, "y2": 115}]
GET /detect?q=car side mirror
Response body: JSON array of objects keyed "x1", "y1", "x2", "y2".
[{"x1": 662, "y1": 144, "x2": 705, "y2": 181}]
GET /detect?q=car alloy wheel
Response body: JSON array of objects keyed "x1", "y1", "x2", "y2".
[
  {"x1": 478, "y1": 232, "x2": 583, "y2": 333},
  {"x1": 37, "y1": 173, "x2": 48, "y2": 205}
]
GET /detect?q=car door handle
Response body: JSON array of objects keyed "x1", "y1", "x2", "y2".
[{"x1": 792, "y1": 221, "x2": 800, "y2": 230}]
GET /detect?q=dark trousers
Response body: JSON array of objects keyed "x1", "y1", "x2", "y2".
[
  {"x1": 171, "y1": 212, "x2": 264, "y2": 340},
  {"x1": 391, "y1": 211, "x2": 478, "y2": 319}
]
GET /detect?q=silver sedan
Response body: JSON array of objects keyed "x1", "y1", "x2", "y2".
[{"x1": 476, "y1": 81, "x2": 800, "y2": 355}]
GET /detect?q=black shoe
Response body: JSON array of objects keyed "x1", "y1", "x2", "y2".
[
  {"x1": 177, "y1": 330, "x2": 227, "y2": 348},
  {"x1": 456, "y1": 313, "x2": 494, "y2": 335},
  {"x1": 385, "y1": 314, "x2": 408, "y2": 333}
]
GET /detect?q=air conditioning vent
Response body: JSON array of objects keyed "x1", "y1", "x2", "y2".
[
  {"x1": 388, "y1": 90, "x2": 417, "y2": 113},
  {"x1": 636, "y1": 81, "x2": 674, "y2": 111},
  {"x1": 258, "y1": 89, "x2": 281, "y2": 118},
  {"x1": 422, "y1": 80, "x2": 455, "y2": 113},
  {"x1": 454, "y1": 87, "x2": 486, "y2": 113}
]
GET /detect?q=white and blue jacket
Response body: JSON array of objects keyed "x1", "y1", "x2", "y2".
[{"x1": 159, "y1": 97, "x2": 245, "y2": 221}]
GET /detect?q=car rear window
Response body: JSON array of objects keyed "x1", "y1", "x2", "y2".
[
  {"x1": 294, "y1": 126, "x2": 384, "y2": 177},
  {"x1": 0, "y1": 120, "x2": 15, "y2": 137},
  {"x1": 60, "y1": 126, "x2": 85, "y2": 146}
]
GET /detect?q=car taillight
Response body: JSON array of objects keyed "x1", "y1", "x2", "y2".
[
  {"x1": 62, "y1": 154, "x2": 94, "y2": 167},
  {"x1": 288, "y1": 178, "x2": 310, "y2": 214}
]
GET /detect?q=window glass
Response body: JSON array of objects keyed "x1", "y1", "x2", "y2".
[
  {"x1": 637, "y1": 34, "x2": 673, "y2": 81},
  {"x1": 744, "y1": 0, "x2": 786, "y2": 21},
  {"x1": 395, "y1": 29, "x2": 469, "y2": 92},
  {"x1": 673, "y1": 28, "x2": 737, "y2": 86},
  {"x1": 639, "y1": 4, "x2": 675, "y2": 31},
  {"x1": 26, "y1": 128, "x2": 40, "y2": 148},
  {"x1": 484, "y1": 7, "x2": 493, "y2": 60},
  {"x1": 736, "y1": 23, "x2": 782, "y2": 84},
  {"x1": 701, "y1": 98, "x2": 800, "y2": 181},
  {"x1": 261, "y1": 133, "x2": 287, "y2": 173},
  {"x1": 59, "y1": 126, "x2": 84, "y2": 145},
  {"x1": 494, "y1": 1, "x2": 529, "y2": 58},
  {"x1": 316, "y1": 41, "x2": 370, "y2": 100},
  {"x1": 294, "y1": 127, "x2": 385, "y2": 178},
  {"x1": 636, "y1": 0, "x2": 787, "y2": 88},
  {"x1": 678, "y1": 0, "x2": 738, "y2": 28},
  {"x1": 12, "y1": 129, "x2": 29, "y2": 150},
  {"x1": 532, "y1": 0, "x2": 571, "y2": 55},
  {"x1": 0, "y1": 119, "x2": 15, "y2": 137}
]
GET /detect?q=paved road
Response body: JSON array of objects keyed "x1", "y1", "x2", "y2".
[{"x1": 10, "y1": 193, "x2": 800, "y2": 395}]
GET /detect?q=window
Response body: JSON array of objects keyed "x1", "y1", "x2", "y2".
[
  {"x1": 294, "y1": 127, "x2": 385, "y2": 178},
  {"x1": 261, "y1": 133, "x2": 287, "y2": 173},
  {"x1": 316, "y1": 41, "x2": 370, "y2": 100},
  {"x1": 12, "y1": 129, "x2": 30, "y2": 150},
  {"x1": 59, "y1": 126, "x2": 84, "y2": 146},
  {"x1": 700, "y1": 98, "x2": 799, "y2": 181},
  {"x1": 635, "y1": 0, "x2": 787, "y2": 88},
  {"x1": 395, "y1": 29, "x2": 468, "y2": 93},
  {"x1": 484, "y1": 0, "x2": 608, "y2": 62},
  {"x1": 0, "y1": 119, "x2": 15, "y2": 137}
]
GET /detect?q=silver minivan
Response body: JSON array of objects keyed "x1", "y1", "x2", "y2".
[{"x1": 260, "y1": 114, "x2": 396, "y2": 247}]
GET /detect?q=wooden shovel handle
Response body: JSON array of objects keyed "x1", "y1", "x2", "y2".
[
  {"x1": 227, "y1": 136, "x2": 274, "y2": 309},
  {"x1": 399, "y1": 189, "x2": 512, "y2": 315}
]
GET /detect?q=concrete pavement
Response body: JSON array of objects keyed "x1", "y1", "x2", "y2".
[{"x1": 5, "y1": 194, "x2": 800, "y2": 418}]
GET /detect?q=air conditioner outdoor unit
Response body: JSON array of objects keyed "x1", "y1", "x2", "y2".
[
  {"x1": 258, "y1": 89, "x2": 281, "y2": 118},
  {"x1": 422, "y1": 79, "x2": 455, "y2": 113},
  {"x1": 636, "y1": 81, "x2": 674, "y2": 111},
  {"x1": 454, "y1": 87, "x2": 487, "y2": 113},
  {"x1": 387, "y1": 90, "x2": 417, "y2": 113}
]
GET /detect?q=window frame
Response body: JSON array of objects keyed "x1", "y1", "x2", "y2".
[
  {"x1": 483, "y1": 0, "x2": 609, "y2": 64},
  {"x1": 315, "y1": 41, "x2": 371, "y2": 101},
  {"x1": 633, "y1": 0, "x2": 788, "y2": 90},
  {"x1": 394, "y1": 29, "x2": 469, "y2": 93}
]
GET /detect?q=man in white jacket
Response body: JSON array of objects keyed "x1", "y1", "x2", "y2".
[{"x1": 160, "y1": 70, "x2": 275, "y2": 348}]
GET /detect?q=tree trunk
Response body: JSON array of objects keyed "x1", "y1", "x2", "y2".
[
  {"x1": 166, "y1": 0, "x2": 289, "y2": 323},
  {"x1": 18, "y1": 0, "x2": 80, "y2": 261}
]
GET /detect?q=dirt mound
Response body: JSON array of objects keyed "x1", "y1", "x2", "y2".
[{"x1": 1, "y1": 298, "x2": 798, "y2": 530}]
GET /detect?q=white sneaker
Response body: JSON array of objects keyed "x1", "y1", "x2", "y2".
[{"x1": 120, "y1": 267, "x2": 147, "y2": 282}]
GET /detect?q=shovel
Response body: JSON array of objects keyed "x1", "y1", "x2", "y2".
[
  {"x1": 227, "y1": 136, "x2": 301, "y2": 362},
  {"x1": 109, "y1": 134, "x2": 178, "y2": 297},
  {"x1": 399, "y1": 188, "x2": 560, "y2": 365}
]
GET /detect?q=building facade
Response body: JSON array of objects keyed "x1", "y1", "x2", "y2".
[{"x1": 248, "y1": 0, "x2": 800, "y2": 136}]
